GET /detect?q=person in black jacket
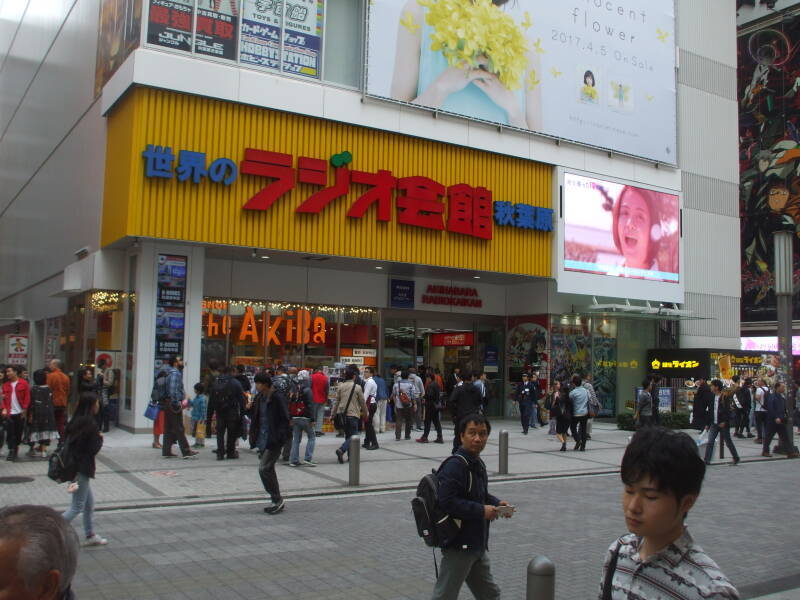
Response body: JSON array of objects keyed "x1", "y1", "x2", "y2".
[
  {"x1": 448, "y1": 371, "x2": 483, "y2": 453},
  {"x1": 206, "y1": 366, "x2": 246, "y2": 460},
  {"x1": 702, "y1": 379, "x2": 740, "y2": 466},
  {"x1": 62, "y1": 392, "x2": 107, "y2": 546},
  {"x1": 692, "y1": 377, "x2": 712, "y2": 431},
  {"x1": 432, "y1": 414, "x2": 512, "y2": 600},
  {"x1": 734, "y1": 377, "x2": 753, "y2": 438},
  {"x1": 288, "y1": 370, "x2": 316, "y2": 466},
  {"x1": 249, "y1": 372, "x2": 290, "y2": 515},
  {"x1": 417, "y1": 372, "x2": 443, "y2": 443},
  {"x1": 762, "y1": 382, "x2": 800, "y2": 458},
  {"x1": 515, "y1": 373, "x2": 537, "y2": 435},
  {"x1": 552, "y1": 381, "x2": 572, "y2": 452}
]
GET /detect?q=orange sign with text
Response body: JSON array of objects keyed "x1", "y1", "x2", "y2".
[{"x1": 202, "y1": 302, "x2": 326, "y2": 346}]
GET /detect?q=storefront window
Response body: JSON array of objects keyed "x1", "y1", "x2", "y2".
[
  {"x1": 228, "y1": 300, "x2": 266, "y2": 367},
  {"x1": 304, "y1": 306, "x2": 338, "y2": 370},
  {"x1": 124, "y1": 255, "x2": 137, "y2": 410},
  {"x1": 383, "y1": 318, "x2": 415, "y2": 377},
  {"x1": 338, "y1": 307, "x2": 378, "y2": 370}
]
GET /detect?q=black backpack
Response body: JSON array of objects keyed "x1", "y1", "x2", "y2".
[
  {"x1": 47, "y1": 436, "x2": 78, "y2": 484},
  {"x1": 210, "y1": 376, "x2": 237, "y2": 411},
  {"x1": 150, "y1": 373, "x2": 168, "y2": 405},
  {"x1": 411, "y1": 454, "x2": 471, "y2": 548}
]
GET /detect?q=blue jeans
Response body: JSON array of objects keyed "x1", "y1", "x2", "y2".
[
  {"x1": 312, "y1": 403, "x2": 326, "y2": 434},
  {"x1": 528, "y1": 404, "x2": 539, "y2": 428},
  {"x1": 339, "y1": 416, "x2": 360, "y2": 455},
  {"x1": 290, "y1": 417, "x2": 315, "y2": 463},
  {"x1": 704, "y1": 423, "x2": 739, "y2": 463},
  {"x1": 62, "y1": 472, "x2": 95, "y2": 537}
]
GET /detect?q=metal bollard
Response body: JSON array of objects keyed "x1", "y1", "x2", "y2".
[
  {"x1": 348, "y1": 435, "x2": 361, "y2": 486},
  {"x1": 499, "y1": 429, "x2": 509, "y2": 475},
  {"x1": 526, "y1": 555, "x2": 555, "y2": 600}
]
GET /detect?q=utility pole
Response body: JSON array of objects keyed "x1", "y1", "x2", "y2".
[{"x1": 773, "y1": 228, "x2": 795, "y2": 453}]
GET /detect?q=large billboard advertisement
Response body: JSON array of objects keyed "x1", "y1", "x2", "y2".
[
  {"x1": 557, "y1": 170, "x2": 682, "y2": 303},
  {"x1": 366, "y1": 0, "x2": 677, "y2": 164}
]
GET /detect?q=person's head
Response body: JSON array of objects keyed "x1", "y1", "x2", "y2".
[
  {"x1": 731, "y1": 374, "x2": 740, "y2": 384},
  {"x1": 710, "y1": 379, "x2": 723, "y2": 394},
  {"x1": 79, "y1": 366, "x2": 93, "y2": 381},
  {"x1": 583, "y1": 372, "x2": 592, "y2": 382},
  {"x1": 48, "y1": 359, "x2": 62, "y2": 372},
  {"x1": 479, "y1": 372, "x2": 487, "y2": 381},
  {"x1": 584, "y1": 69, "x2": 595, "y2": 86},
  {"x1": 462, "y1": 369, "x2": 475, "y2": 382},
  {"x1": 571, "y1": 374, "x2": 581, "y2": 387},
  {"x1": 288, "y1": 366, "x2": 298, "y2": 376},
  {"x1": 74, "y1": 392, "x2": 100, "y2": 417},
  {"x1": 167, "y1": 356, "x2": 184, "y2": 371},
  {"x1": 314, "y1": 365, "x2": 324, "y2": 373},
  {"x1": 425, "y1": 372, "x2": 435, "y2": 384},
  {"x1": 612, "y1": 186, "x2": 660, "y2": 269},
  {"x1": 297, "y1": 369, "x2": 310, "y2": 382},
  {"x1": 454, "y1": 366, "x2": 461, "y2": 374},
  {"x1": 521, "y1": 372, "x2": 529, "y2": 382},
  {"x1": 641, "y1": 378, "x2": 652, "y2": 391},
  {"x1": 97, "y1": 359, "x2": 106, "y2": 369},
  {"x1": 775, "y1": 381, "x2": 786, "y2": 394},
  {"x1": 696, "y1": 376, "x2": 706, "y2": 386},
  {"x1": 237, "y1": 364, "x2": 245, "y2": 374},
  {"x1": 458, "y1": 414, "x2": 492, "y2": 456},
  {"x1": 434, "y1": 367, "x2": 441, "y2": 375},
  {"x1": 390, "y1": 365, "x2": 398, "y2": 374},
  {"x1": 621, "y1": 427, "x2": 704, "y2": 540},
  {"x1": 400, "y1": 368, "x2": 409, "y2": 380},
  {"x1": 344, "y1": 364, "x2": 359, "y2": 380},
  {"x1": 193, "y1": 382, "x2": 204, "y2": 395},
  {"x1": 254, "y1": 372, "x2": 272, "y2": 393},
  {"x1": 207, "y1": 358, "x2": 220, "y2": 373},
  {"x1": 757, "y1": 377, "x2": 766, "y2": 387},
  {"x1": 744, "y1": 377, "x2": 753, "y2": 386},
  {"x1": 0, "y1": 504, "x2": 79, "y2": 600},
  {"x1": 4, "y1": 365, "x2": 19, "y2": 381},
  {"x1": 551, "y1": 380, "x2": 560, "y2": 392},
  {"x1": 363, "y1": 366, "x2": 374, "y2": 378},
  {"x1": 32, "y1": 370, "x2": 47, "y2": 386},
  {"x1": 275, "y1": 364, "x2": 287, "y2": 375}
]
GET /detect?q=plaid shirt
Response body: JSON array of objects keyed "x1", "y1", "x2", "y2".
[
  {"x1": 165, "y1": 367, "x2": 185, "y2": 403},
  {"x1": 599, "y1": 530, "x2": 739, "y2": 600}
]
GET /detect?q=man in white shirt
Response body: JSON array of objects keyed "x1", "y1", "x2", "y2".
[
  {"x1": 753, "y1": 378, "x2": 768, "y2": 443},
  {"x1": 362, "y1": 367, "x2": 379, "y2": 450}
]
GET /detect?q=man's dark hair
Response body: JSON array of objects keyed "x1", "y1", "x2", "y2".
[
  {"x1": 275, "y1": 364, "x2": 287, "y2": 373},
  {"x1": 237, "y1": 364, "x2": 246, "y2": 373},
  {"x1": 571, "y1": 374, "x2": 581, "y2": 387},
  {"x1": 363, "y1": 366, "x2": 374, "y2": 376},
  {"x1": 97, "y1": 358, "x2": 106, "y2": 368},
  {"x1": 462, "y1": 369, "x2": 474, "y2": 381},
  {"x1": 33, "y1": 369, "x2": 48, "y2": 386},
  {"x1": 194, "y1": 382, "x2": 204, "y2": 394},
  {"x1": 457, "y1": 413, "x2": 491, "y2": 438},
  {"x1": 254, "y1": 372, "x2": 272, "y2": 386},
  {"x1": 0, "y1": 505, "x2": 79, "y2": 597},
  {"x1": 641, "y1": 378, "x2": 652, "y2": 389},
  {"x1": 207, "y1": 358, "x2": 220, "y2": 372},
  {"x1": 710, "y1": 379, "x2": 723, "y2": 391},
  {"x1": 744, "y1": 377, "x2": 753, "y2": 385},
  {"x1": 5, "y1": 365, "x2": 20, "y2": 375},
  {"x1": 621, "y1": 427, "x2": 705, "y2": 507},
  {"x1": 400, "y1": 368, "x2": 410, "y2": 379},
  {"x1": 344, "y1": 364, "x2": 359, "y2": 380},
  {"x1": 166, "y1": 356, "x2": 180, "y2": 367},
  {"x1": 732, "y1": 374, "x2": 740, "y2": 383}
]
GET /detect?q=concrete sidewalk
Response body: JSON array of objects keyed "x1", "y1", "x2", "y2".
[{"x1": 0, "y1": 420, "x2": 784, "y2": 510}]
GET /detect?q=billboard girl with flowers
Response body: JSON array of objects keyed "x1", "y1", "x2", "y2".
[{"x1": 390, "y1": 0, "x2": 542, "y2": 131}]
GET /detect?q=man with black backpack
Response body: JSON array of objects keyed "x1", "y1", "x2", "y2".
[
  {"x1": 161, "y1": 357, "x2": 198, "y2": 459},
  {"x1": 427, "y1": 414, "x2": 512, "y2": 600},
  {"x1": 206, "y1": 365, "x2": 246, "y2": 460}
]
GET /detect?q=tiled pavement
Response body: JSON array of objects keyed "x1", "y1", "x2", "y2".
[{"x1": 1, "y1": 421, "x2": 798, "y2": 599}]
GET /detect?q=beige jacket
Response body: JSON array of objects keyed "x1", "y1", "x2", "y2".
[{"x1": 333, "y1": 380, "x2": 367, "y2": 419}]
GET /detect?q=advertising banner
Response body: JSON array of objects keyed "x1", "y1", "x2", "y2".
[
  {"x1": 154, "y1": 254, "x2": 187, "y2": 373},
  {"x1": 367, "y1": 0, "x2": 676, "y2": 164},
  {"x1": 240, "y1": 0, "x2": 282, "y2": 69},
  {"x1": 6, "y1": 335, "x2": 28, "y2": 366},
  {"x1": 147, "y1": 0, "x2": 193, "y2": 52},
  {"x1": 195, "y1": 1, "x2": 239, "y2": 60},
  {"x1": 95, "y1": 0, "x2": 142, "y2": 96},
  {"x1": 563, "y1": 172, "x2": 680, "y2": 283},
  {"x1": 390, "y1": 279, "x2": 415, "y2": 309},
  {"x1": 282, "y1": 0, "x2": 324, "y2": 78}
]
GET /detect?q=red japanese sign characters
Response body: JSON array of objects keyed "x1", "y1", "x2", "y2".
[{"x1": 240, "y1": 150, "x2": 493, "y2": 240}]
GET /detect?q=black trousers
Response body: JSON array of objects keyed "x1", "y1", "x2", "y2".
[
  {"x1": 216, "y1": 410, "x2": 240, "y2": 457},
  {"x1": 281, "y1": 430, "x2": 293, "y2": 461},
  {"x1": 395, "y1": 406, "x2": 413, "y2": 440},
  {"x1": 5, "y1": 414, "x2": 24, "y2": 452},
  {"x1": 364, "y1": 403, "x2": 378, "y2": 447},
  {"x1": 520, "y1": 401, "x2": 533, "y2": 433},
  {"x1": 763, "y1": 421, "x2": 790, "y2": 454},
  {"x1": 162, "y1": 409, "x2": 191, "y2": 456},
  {"x1": 572, "y1": 415, "x2": 588, "y2": 449},
  {"x1": 736, "y1": 409, "x2": 751, "y2": 435},
  {"x1": 755, "y1": 412, "x2": 767, "y2": 439},
  {"x1": 422, "y1": 405, "x2": 442, "y2": 440}
]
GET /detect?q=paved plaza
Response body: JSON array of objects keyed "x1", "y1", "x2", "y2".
[{"x1": 1, "y1": 421, "x2": 798, "y2": 599}]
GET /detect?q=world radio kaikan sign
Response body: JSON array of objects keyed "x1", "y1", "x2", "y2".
[
  {"x1": 202, "y1": 301, "x2": 326, "y2": 346},
  {"x1": 142, "y1": 145, "x2": 554, "y2": 239}
]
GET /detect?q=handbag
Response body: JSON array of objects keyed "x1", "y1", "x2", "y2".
[
  {"x1": 333, "y1": 384, "x2": 356, "y2": 430},
  {"x1": 144, "y1": 401, "x2": 160, "y2": 421}
]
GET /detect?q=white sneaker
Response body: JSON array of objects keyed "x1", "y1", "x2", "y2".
[{"x1": 84, "y1": 534, "x2": 108, "y2": 547}]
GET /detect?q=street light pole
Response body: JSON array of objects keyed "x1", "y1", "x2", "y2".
[{"x1": 773, "y1": 229, "x2": 795, "y2": 452}]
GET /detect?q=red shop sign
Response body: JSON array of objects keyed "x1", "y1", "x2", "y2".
[
  {"x1": 431, "y1": 333, "x2": 474, "y2": 347},
  {"x1": 421, "y1": 285, "x2": 483, "y2": 308}
]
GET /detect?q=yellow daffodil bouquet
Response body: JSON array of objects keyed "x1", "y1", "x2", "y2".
[{"x1": 418, "y1": 0, "x2": 529, "y2": 91}]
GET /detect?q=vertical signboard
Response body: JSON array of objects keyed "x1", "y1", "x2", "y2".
[
  {"x1": 154, "y1": 254, "x2": 187, "y2": 373},
  {"x1": 194, "y1": 0, "x2": 239, "y2": 60},
  {"x1": 6, "y1": 335, "x2": 29, "y2": 366},
  {"x1": 282, "y1": 0, "x2": 324, "y2": 79},
  {"x1": 240, "y1": 0, "x2": 281, "y2": 69},
  {"x1": 147, "y1": 0, "x2": 194, "y2": 52}
]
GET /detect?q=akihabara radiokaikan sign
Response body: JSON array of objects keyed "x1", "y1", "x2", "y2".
[{"x1": 141, "y1": 145, "x2": 554, "y2": 239}]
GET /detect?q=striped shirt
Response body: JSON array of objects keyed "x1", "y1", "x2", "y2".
[{"x1": 598, "y1": 530, "x2": 739, "y2": 600}]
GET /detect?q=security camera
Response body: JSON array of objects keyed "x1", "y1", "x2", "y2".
[{"x1": 74, "y1": 246, "x2": 89, "y2": 259}]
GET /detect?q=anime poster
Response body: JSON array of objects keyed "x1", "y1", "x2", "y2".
[
  {"x1": 147, "y1": 0, "x2": 193, "y2": 52},
  {"x1": 94, "y1": 0, "x2": 142, "y2": 96},
  {"x1": 194, "y1": 0, "x2": 239, "y2": 60},
  {"x1": 550, "y1": 317, "x2": 591, "y2": 385},
  {"x1": 506, "y1": 315, "x2": 549, "y2": 380},
  {"x1": 240, "y1": 0, "x2": 281, "y2": 69},
  {"x1": 591, "y1": 318, "x2": 617, "y2": 416},
  {"x1": 154, "y1": 255, "x2": 187, "y2": 373},
  {"x1": 739, "y1": 23, "x2": 800, "y2": 322}
]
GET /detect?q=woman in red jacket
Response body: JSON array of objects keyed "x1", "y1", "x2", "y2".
[{"x1": 2, "y1": 366, "x2": 30, "y2": 461}]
